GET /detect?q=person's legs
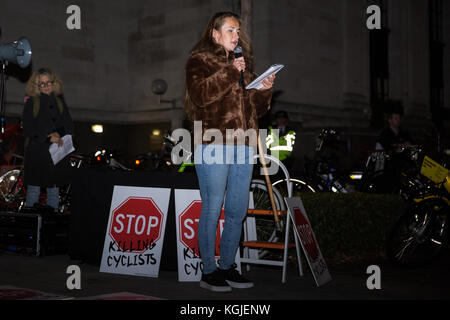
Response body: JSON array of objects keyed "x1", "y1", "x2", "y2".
[
  {"x1": 195, "y1": 144, "x2": 229, "y2": 275},
  {"x1": 218, "y1": 145, "x2": 254, "y2": 289},
  {"x1": 219, "y1": 145, "x2": 254, "y2": 270},
  {"x1": 25, "y1": 185, "x2": 41, "y2": 207},
  {"x1": 46, "y1": 186, "x2": 59, "y2": 211}
]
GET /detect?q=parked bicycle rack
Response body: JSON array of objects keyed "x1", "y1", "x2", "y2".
[{"x1": 241, "y1": 153, "x2": 303, "y2": 283}]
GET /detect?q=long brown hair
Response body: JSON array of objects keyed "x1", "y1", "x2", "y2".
[{"x1": 184, "y1": 12, "x2": 254, "y2": 120}]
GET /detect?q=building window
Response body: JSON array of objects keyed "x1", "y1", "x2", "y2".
[{"x1": 368, "y1": 0, "x2": 390, "y2": 128}]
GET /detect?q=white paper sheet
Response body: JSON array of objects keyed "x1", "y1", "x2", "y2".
[
  {"x1": 49, "y1": 134, "x2": 75, "y2": 165},
  {"x1": 246, "y1": 64, "x2": 284, "y2": 90}
]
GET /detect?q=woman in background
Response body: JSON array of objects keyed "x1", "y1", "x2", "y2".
[{"x1": 22, "y1": 68, "x2": 74, "y2": 212}]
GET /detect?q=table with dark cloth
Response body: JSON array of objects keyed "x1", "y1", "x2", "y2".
[{"x1": 69, "y1": 168, "x2": 198, "y2": 271}]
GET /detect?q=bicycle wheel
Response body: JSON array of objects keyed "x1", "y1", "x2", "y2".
[
  {"x1": 249, "y1": 179, "x2": 286, "y2": 244},
  {"x1": 272, "y1": 178, "x2": 316, "y2": 197},
  {"x1": 58, "y1": 184, "x2": 71, "y2": 214},
  {"x1": 0, "y1": 169, "x2": 24, "y2": 203},
  {"x1": 386, "y1": 198, "x2": 449, "y2": 267}
]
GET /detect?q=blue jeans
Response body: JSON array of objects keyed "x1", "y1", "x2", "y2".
[
  {"x1": 26, "y1": 185, "x2": 59, "y2": 211},
  {"x1": 195, "y1": 144, "x2": 254, "y2": 274}
]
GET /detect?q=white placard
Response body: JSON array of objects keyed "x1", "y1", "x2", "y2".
[
  {"x1": 174, "y1": 189, "x2": 241, "y2": 282},
  {"x1": 285, "y1": 197, "x2": 332, "y2": 286},
  {"x1": 246, "y1": 64, "x2": 284, "y2": 90},
  {"x1": 49, "y1": 134, "x2": 75, "y2": 165},
  {"x1": 99, "y1": 186, "x2": 171, "y2": 278}
]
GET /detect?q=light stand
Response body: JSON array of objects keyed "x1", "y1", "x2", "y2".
[{"x1": 0, "y1": 61, "x2": 6, "y2": 148}]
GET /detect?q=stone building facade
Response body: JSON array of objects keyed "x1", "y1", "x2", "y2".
[{"x1": 1, "y1": 0, "x2": 448, "y2": 167}]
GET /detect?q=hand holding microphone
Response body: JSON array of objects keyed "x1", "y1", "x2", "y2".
[
  {"x1": 232, "y1": 57, "x2": 246, "y2": 72},
  {"x1": 233, "y1": 46, "x2": 245, "y2": 87}
]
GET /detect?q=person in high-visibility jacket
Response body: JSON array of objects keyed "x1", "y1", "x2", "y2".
[{"x1": 266, "y1": 110, "x2": 296, "y2": 171}]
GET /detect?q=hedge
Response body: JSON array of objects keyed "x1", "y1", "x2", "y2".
[{"x1": 292, "y1": 192, "x2": 407, "y2": 262}]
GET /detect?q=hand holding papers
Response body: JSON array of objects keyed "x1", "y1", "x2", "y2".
[
  {"x1": 246, "y1": 64, "x2": 284, "y2": 90},
  {"x1": 49, "y1": 134, "x2": 75, "y2": 165}
]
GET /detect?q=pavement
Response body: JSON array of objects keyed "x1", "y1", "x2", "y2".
[{"x1": 1, "y1": 249, "x2": 449, "y2": 301}]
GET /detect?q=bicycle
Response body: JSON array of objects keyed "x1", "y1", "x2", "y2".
[
  {"x1": 93, "y1": 149, "x2": 132, "y2": 171},
  {"x1": 159, "y1": 132, "x2": 290, "y2": 252},
  {"x1": 303, "y1": 128, "x2": 360, "y2": 193},
  {"x1": 0, "y1": 153, "x2": 88, "y2": 213},
  {"x1": 0, "y1": 166, "x2": 25, "y2": 208},
  {"x1": 58, "y1": 154, "x2": 90, "y2": 213},
  {"x1": 359, "y1": 145, "x2": 424, "y2": 200},
  {"x1": 304, "y1": 128, "x2": 426, "y2": 198},
  {"x1": 386, "y1": 155, "x2": 449, "y2": 267}
]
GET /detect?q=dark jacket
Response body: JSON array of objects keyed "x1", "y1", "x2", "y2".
[
  {"x1": 377, "y1": 127, "x2": 412, "y2": 152},
  {"x1": 185, "y1": 50, "x2": 272, "y2": 145},
  {"x1": 22, "y1": 93, "x2": 74, "y2": 187}
]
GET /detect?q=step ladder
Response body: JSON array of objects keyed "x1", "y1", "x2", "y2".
[
  {"x1": 243, "y1": 209, "x2": 295, "y2": 250},
  {"x1": 241, "y1": 154, "x2": 303, "y2": 283}
]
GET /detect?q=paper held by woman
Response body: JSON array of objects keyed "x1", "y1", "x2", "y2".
[
  {"x1": 49, "y1": 134, "x2": 75, "y2": 165},
  {"x1": 245, "y1": 64, "x2": 284, "y2": 90}
]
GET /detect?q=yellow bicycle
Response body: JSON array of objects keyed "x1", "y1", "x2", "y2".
[{"x1": 386, "y1": 156, "x2": 449, "y2": 267}]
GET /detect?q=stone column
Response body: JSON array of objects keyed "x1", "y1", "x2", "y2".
[
  {"x1": 444, "y1": 1, "x2": 450, "y2": 108},
  {"x1": 341, "y1": 0, "x2": 371, "y2": 127},
  {"x1": 241, "y1": 0, "x2": 253, "y2": 37},
  {"x1": 390, "y1": 0, "x2": 430, "y2": 122}
]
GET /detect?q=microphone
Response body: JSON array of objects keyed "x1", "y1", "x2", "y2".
[{"x1": 233, "y1": 46, "x2": 244, "y2": 87}]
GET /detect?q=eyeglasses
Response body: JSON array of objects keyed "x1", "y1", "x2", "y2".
[{"x1": 38, "y1": 81, "x2": 53, "y2": 88}]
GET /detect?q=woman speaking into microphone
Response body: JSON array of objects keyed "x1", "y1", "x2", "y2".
[{"x1": 184, "y1": 11, "x2": 275, "y2": 292}]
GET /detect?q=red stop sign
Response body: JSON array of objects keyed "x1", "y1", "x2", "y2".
[
  {"x1": 109, "y1": 197, "x2": 164, "y2": 253},
  {"x1": 293, "y1": 206, "x2": 320, "y2": 261},
  {"x1": 178, "y1": 200, "x2": 224, "y2": 257}
]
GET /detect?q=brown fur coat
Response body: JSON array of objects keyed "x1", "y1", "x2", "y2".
[{"x1": 185, "y1": 50, "x2": 272, "y2": 145}]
